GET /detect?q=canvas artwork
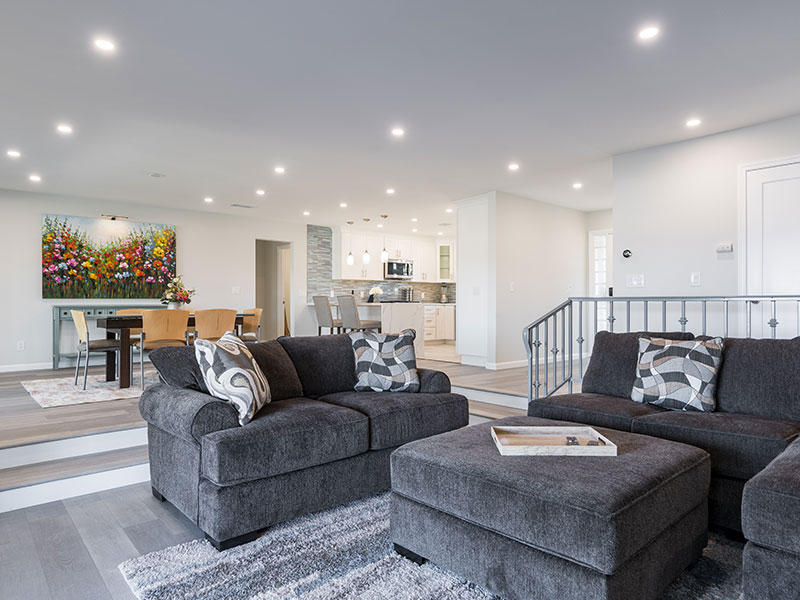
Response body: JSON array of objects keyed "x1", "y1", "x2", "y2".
[{"x1": 42, "y1": 214, "x2": 177, "y2": 299}]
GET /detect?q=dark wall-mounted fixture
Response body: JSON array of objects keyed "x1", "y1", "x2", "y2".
[{"x1": 622, "y1": 249, "x2": 632, "y2": 259}]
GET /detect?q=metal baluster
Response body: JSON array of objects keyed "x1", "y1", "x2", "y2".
[
  {"x1": 679, "y1": 301, "x2": 687, "y2": 332},
  {"x1": 593, "y1": 301, "x2": 598, "y2": 338},
  {"x1": 701, "y1": 301, "x2": 707, "y2": 336},
  {"x1": 797, "y1": 301, "x2": 800, "y2": 337},
  {"x1": 747, "y1": 302, "x2": 752, "y2": 338},
  {"x1": 568, "y1": 302, "x2": 574, "y2": 393},
  {"x1": 534, "y1": 326, "x2": 541, "y2": 400},
  {"x1": 577, "y1": 300, "x2": 584, "y2": 382},
  {"x1": 552, "y1": 314, "x2": 558, "y2": 390},
  {"x1": 723, "y1": 300, "x2": 729, "y2": 338},
  {"x1": 561, "y1": 307, "x2": 566, "y2": 385},
  {"x1": 643, "y1": 300, "x2": 648, "y2": 330},
  {"x1": 662, "y1": 301, "x2": 667, "y2": 331},
  {"x1": 625, "y1": 300, "x2": 631, "y2": 332},
  {"x1": 608, "y1": 300, "x2": 615, "y2": 332},
  {"x1": 525, "y1": 327, "x2": 532, "y2": 403},
  {"x1": 769, "y1": 300, "x2": 778, "y2": 339},
  {"x1": 544, "y1": 319, "x2": 549, "y2": 396}
]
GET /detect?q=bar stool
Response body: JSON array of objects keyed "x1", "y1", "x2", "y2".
[
  {"x1": 313, "y1": 296, "x2": 342, "y2": 335},
  {"x1": 337, "y1": 295, "x2": 381, "y2": 333}
]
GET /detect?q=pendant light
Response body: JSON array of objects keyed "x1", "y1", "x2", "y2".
[
  {"x1": 380, "y1": 215, "x2": 389, "y2": 262},
  {"x1": 361, "y1": 218, "x2": 371, "y2": 264},
  {"x1": 346, "y1": 221, "x2": 355, "y2": 266}
]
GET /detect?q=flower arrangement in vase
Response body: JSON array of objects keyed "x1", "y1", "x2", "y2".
[
  {"x1": 367, "y1": 286, "x2": 383, "y2": 303},
  {"x1": 161, "y1": 275, "x2": 195, "y2": 309}
]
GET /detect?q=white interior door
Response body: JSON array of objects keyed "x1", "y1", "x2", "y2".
[
  {"x1": 589, "y1": 230, "x2": 613, "y2": 331},
  {"x1": 744, "y1": 160, "x2": 800, "y2": 337}
]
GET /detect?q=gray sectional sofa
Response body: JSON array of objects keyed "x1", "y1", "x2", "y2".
[
  {"x1": 528, "y1": 331, "x2": 800, "y2": 535},
  {"x1": 139, "y1": 333, "x2": 469, "y2": 550}
]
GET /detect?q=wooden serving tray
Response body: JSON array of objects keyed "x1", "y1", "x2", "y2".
[{"x1": 491, "y1": 426, "x2": 618, "y2": 456}]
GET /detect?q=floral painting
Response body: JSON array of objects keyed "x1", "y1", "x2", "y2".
[{"x1": 42, "y1": 214, "x2": 177, "y2": 299}]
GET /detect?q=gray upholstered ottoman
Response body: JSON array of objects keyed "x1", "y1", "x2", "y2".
[{"x1": 390, "y1": 416, "x2": 710, "y2": 600}]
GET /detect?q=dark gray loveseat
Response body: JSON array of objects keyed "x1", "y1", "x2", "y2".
[
  {"x1": 528, "y1": 331, "x2": 800, "y2": 534},
  {"x1": 139, "y1": 333, "x2": 469, "y2": 550}
]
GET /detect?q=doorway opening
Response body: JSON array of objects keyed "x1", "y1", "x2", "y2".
[{"x1": 255, "y1": 240, "x2": 292, "y2": 340}]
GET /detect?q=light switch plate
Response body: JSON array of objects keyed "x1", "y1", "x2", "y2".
[
  {"x1": 716, "y1": 242, "x2": 734, "y2": 254},
  {"x1": 690, "y1": 272, "x2": 701, "y2": 286},
  {"x1": 626, "y1": 274, "x2": 645, "y2": 288},
  {"x1": 231, "y1": 286, "x2": 241, "y2": 295}
]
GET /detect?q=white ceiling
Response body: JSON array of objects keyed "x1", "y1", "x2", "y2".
[{"x1": 2, "y1": 0, "x2": 800, "y2": 236}]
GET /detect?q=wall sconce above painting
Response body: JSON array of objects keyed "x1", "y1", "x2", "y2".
[{"x1": 41, "y1": 214, "x2": 176, "y2": 299}]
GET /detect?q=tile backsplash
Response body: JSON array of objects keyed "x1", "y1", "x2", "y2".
[{"x1": 307, "y1": 225, "x2": 456, "y2": 303}]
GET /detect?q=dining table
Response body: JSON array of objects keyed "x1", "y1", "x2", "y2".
[{"x1": 96, "y1": 312, "x2": 253, "y2": 389}]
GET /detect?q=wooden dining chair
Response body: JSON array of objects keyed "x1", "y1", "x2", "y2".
[
  {"x1": 240, "y1": 308, "x2": 263, "y2": 341},
  {"x1": 337, "y1": 295, "x2": 381, "y2": 333},
  {"x1": 313, "y1": 296, "x2": 342, "y2": 335},
  {"x1": 115, "y1": 308, "x2": 148, "y2": 343},
  {"x1": 194, "y1": 309, "x2": 237, "y2": 342},
  {"x1": 134, "y1": 310, "x2": 191, "y2": 388},
  {"x1": 71, "y1": 309, "x2": 122, "y2": 390}
]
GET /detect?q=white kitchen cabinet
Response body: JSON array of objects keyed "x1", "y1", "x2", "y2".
[
  {"x1": 363, "y1": 234, "x2": 385, "y2": 280},
  {"x1": 411, "y1": 239, "x2": 437, "y2": 282},
  {"x1": 387, "y1": 236, "x2": 412, "y2": 260},
  {"x1": 423, "y1": 304, "x2": 455, "y2": 340},
  {"x1": 436, "y1": 239, "x2": 455, "y2": 282}
]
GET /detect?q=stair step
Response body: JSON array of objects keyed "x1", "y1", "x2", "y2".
[{"x1": 0, "y1": 445, "x2": 149, "y2": 492}]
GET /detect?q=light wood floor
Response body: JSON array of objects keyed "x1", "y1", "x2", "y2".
[{"x1": 417, "y1": 359, "x2": 529, "y2": 397}]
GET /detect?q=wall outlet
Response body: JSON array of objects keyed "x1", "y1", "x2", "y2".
[
  {"x1": 16, "y1": 340, "x2": 25, "y2": 351},
  {"x1": 509, "y1": 281, "x2": 515, "y2": 293},
  {"x1": 231, "y1": 286, "x2": 241, "y2": 295},
  {"x1": 690, "y1": 272, "x2": 701, "y2": 287},
  {"x1": 421, "y1": 292, "x2": 425, "y2": 299},
  {"x1": 716, "y1": 242, "x2": 734, "y2": 254},
  {"x1": 626, "y1": 274, "x2": 645, "y2": 288}
]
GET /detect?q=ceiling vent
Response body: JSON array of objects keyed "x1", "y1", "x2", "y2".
[{"x1": 230, "y1": 203, "x2": 254, "y2": 209}]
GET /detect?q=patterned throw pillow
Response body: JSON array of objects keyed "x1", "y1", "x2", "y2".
[
  {"x1": 350, "y1": 329, "x2": 420, "y2": 392},
  {"x1": 195, "y1": 332, "x2": 270, "y2": 425},
  {"x1": 632, "y1": 336, "x2": 724, "y2": 412}
]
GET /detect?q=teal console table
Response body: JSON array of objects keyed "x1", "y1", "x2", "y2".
[{"x1": 52, "y1": 304, "x2": 163, "y2": 369}]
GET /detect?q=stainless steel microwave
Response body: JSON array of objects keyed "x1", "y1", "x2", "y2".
[{"x1": 384, "y1": 259, "x2": 413, "y2": 280}]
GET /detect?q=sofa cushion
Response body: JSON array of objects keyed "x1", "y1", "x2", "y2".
[
  {"x1": 319, "y1": 391, "x2": 468, "y2": 450},
  {"x1": 582, "y1": 331, "x2": 695, "y2": 398},
  {"x1": 742, "y1": 438, "x2": 800, "y2": 556},
  {"x1": 195, "y1": 332, "x2": 270, "y2": 426},
  {"x1": 391, "y1": 416, "x2": 710, "y2": 575},
  {"x1": 246, "y1": 340, "x2": 303, "y2": 401},
  {"x1": 528, "y1": 393, "x2": 666, "y2": 432},
  {"x1": 716, "y1": 337, "x2": 800, "y2": 421},
  {"x1": 632, "y1": 336, "x2": 724, "y2": 412},
  {"x1": 351, "y1": 329, "x2": 420, "y2": 393},
  {"x1": 149, "y1": 345, "x2": 208, "y2": 392},
  {"x1": 200, "y1": 398, "x2": 368, "y2": 485},
  {"x1": 277, "y1": 334, "x2": 356, "y2": 397},
  {"x1": 631, "y1": 411, "x2": 800, "y2": 480}
]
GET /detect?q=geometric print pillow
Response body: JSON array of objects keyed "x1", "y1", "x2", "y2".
[
  {"x1": 350, "y1": 329, "x2": 420, "y2": 393},
  {"x1": 194, "y1": 331, "x2": 271, "y2": 425},
  {"x1": 631, "y1": 336, "x2": 724, "y2": 412}
]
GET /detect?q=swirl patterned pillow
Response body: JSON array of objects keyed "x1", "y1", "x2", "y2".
[
  {"x1": 350, "y1": 329, "x2": 420, "y2": 392},
  {"x1": 631, "y1": 336, "x2": 724, "y2": 412},
  {"x1": 195, "y1": 332, "x2": 270, "y2": 425}
]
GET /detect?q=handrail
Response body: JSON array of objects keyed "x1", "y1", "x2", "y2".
[{"x1": 523, "y1": 294, "x2": 800, "y2": 404}]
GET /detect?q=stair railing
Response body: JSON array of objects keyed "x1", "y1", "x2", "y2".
[{"x1": 523, "y1": 295, "x2": 800, "y2": 403}]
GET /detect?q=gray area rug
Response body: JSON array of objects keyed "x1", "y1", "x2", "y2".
[{"x1": 119, "y1": 494, "x2": 743, "y2": 599}]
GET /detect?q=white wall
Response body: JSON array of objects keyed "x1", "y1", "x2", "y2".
[
  {"x1": 456, "y1": 191, "x2": 587, "y2": 369},
  {"x1": 613, "y1": 113, "x2": 800, "y2": 296},
  {"x1": 0, "y1": 189, "x2": 314, "y2": 370},
  {"x1": 585, "y1": 209, "x2": 612, "y2": 232}
]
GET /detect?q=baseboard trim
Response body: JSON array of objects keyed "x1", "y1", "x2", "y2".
[
  {"x1": 0, "y1": 462, "x2": 150, "y2": 513},
  {"x1": 0, "y1": 427, "x2": 148, "y2": 470},
  {"x1": 452, "y1": 386, "x2": 528, "y2": 411},
  {"x1": 485, "y1": 360, "x2": 527, "y2": 370},
  {"x1": 0, "y1": 362, "x2": 52, "y2": 373},
  {"x1": 460, "y1": 355, "x2": 486, "y2": 367}
]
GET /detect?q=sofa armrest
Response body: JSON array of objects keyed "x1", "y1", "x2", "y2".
[
  {"x1": 417, "y1": 368, "x2": 451, "y2": 394},
  {"x1": 139, "y1": 383, "x2": 239, "y2": 445},
  {"x1": 742, "y1": 439, "x2": 800, "y2": 555}
]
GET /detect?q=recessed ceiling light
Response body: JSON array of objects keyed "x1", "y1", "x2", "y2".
[
  {"x1": 686, "y1": 118, "x2": 702, "y2": 128},
  {"x1": 391, "y1": 127, "x2": 405, "y2": 137},
  {"x1": 256, "y1": 189, "x2": 265, "y2": 196},
  {"x1": 56, "y1": 123, "x2": 73, "y2": 135},
  {"x1": 93, "y1": 37, "x2": 116, "y2": 52},
  {"x1": 437, "y1": 231, "x2": 443, "y2": 236},
  {"x1": 274, "y1": 166, "x2": 285, "y2": 174},
  {"x1": 411, "y1": 218, "x2": 418, "y2": 222},
  {"x1": 445, "y1": 208, "x2": 453, "y2": 213},
  {"x1": 377, "y1": 224, "x2": 383, "y2": 228},
  {"x1": 573, "y1": 182, "x2": 583, "y2": 190},
  {"x1": 638, "y1": 26, "x2": 660, "y2": 40},
  {"x1": 204, "y1": 197, "x2": 213, "y2": 203},
  {"x1": 412, "y1": 228, "x2": 418, "y2": 233},
  {"x1": 29, "y1": 174, "x2": 41, "y2": 182},
  {"x1": 303, "y1": 210, "x2": 310, "y2": 216},
  {"x1": 386, "y1": 188, "x2": 395, "y2": 195},
  {"x1": 339, "y1": 202, "x2": 348, "y2": 208},
  {"x1": 508, "y1": 163, "x2": 520, "y2": 171},
  {"x1": 6, "y1": 149, "x2": 21, "y2": 158}
]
